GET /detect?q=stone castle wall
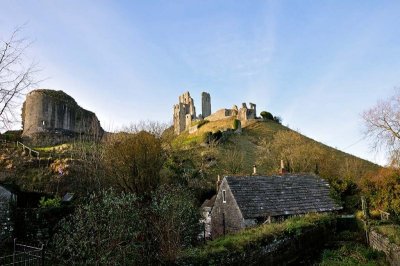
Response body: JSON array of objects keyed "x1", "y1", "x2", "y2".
[
  {"x1": 205, "y1": 109, "x2": 236, "y2": 122},
  {"x1": 237, "y1": 103, "x2": 256, "y2": 121},
  {"x1": 22, "y1": 89, "x2": 104, "y2": 144}
]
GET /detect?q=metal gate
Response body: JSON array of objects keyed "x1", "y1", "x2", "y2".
[{"x1": 0, "y1": 239, "x2": 44, "y2": 266}]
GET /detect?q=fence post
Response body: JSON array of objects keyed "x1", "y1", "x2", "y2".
[
  {"x1": 13, "y1": 238, "x2": 16, "y2": 264},
  {"x1": 41, "y1": 244, "x2": 45, "y2": 266}
]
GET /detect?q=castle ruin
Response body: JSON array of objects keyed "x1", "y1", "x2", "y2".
[
  {"x1": 173, "y1": 91, "x2": 256, "y2": 135},
  {"x1": 22, "y1": 89, "x2": 104, "y2": 144},
  {"x1": 201, "y1": 92, "x2": 211, "y2": 118},
  {"x1": 173, "y1": 92, "x2": 197, "y2": 135}
]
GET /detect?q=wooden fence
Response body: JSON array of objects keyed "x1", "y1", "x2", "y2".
[
  {"x1": 16, "y1": 141, "x2": 40, "y2": 158},
  {"x1": 0, "y1": 239, "x2": 45, "y2": 266}
]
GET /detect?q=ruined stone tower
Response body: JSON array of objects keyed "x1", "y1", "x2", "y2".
[
  {"x1": 22, "y1": 89, "x2": 104, "y2": 144},
  {"x1": 201, "y1": 92, "x2": 211, "y2": 118},
  {"x1": 173, "y1": 91, "x2": 196, "y2": 135},
  {"x1": 237, "y1": 102, "x2": 256, "y2": 121}
]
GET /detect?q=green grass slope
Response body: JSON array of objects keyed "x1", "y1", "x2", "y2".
[{"x1": 170, "y1": 119, "x2": 380, "y2": 190}]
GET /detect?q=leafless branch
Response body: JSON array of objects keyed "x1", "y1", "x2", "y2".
[
  {"x1": 0, "y1": 26, "x2": 40, "y2": 130},
  {"x1": 362, "y1": 89, "x2": 400, "y2": 163}
]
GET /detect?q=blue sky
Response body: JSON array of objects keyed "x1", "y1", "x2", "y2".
[{"x1": 1, "y1": 0, "x2": 400, "y2": 165}]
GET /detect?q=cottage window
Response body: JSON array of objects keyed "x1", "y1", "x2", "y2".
[{"x1": 222, "y1": 190, "x2": 226, "y2": 203}]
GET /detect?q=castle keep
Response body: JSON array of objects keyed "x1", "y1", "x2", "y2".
[
  {"x1": 173, "y1": 92, "x2": 197, "y2": 135},
  {"x1": 22, "y1": 89, "x2": 104, "y2": 144},
  {"x1": 173, "y1": 91, "x2": 257, "y2": 135},
  {"x1": 201, "y1": 92, "x2": 211, "y2": 118}
]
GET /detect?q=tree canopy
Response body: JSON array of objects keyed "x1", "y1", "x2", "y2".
[{"x1": 103, "y1": 131, "x2": 164, "y2": 194}]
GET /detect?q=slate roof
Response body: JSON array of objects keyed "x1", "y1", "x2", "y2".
[
  {"x1": 226, "y1": 175, "x2": 342, "y2": 219},
  {"x1": 0, "y1": 185, "x2": 14, "y2": 202}
]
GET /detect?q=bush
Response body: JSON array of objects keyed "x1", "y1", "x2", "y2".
[
  {"x1": 273, "y1": 116, "x2": 282, "y2": 124},
  {"x1": 233, "y1": 119, "x2": 240, "y2": 130},
  {"x1": 320, "y1": 243, "x2": 387, "y2": 265},
  {"x1": 1, "y1": 130, "x2": 22, "y2": 142},
  {"x1": 50, "y1": 190, "x2": 142, "y2": 264},
  {"x1": 355, "y1": 210, "x2": 365, "y2": 220},
  {"x1": 50, "y1": 187, "x2": 200, "y2": 264},
  {"x1": 260, "y1": 111, "x2": 273, "y2": 121},
  {"x1": 103, "y1": 131, "x2": 164, "y2": 194},
  {"x1": 212, "y1": 130, "x2": 222, "y2": 142},
  {"x1": 197, "y1": 119, "x2": 209, "y2": 128},
  {"x1": 147, "y1": 186, "x2": 201, "y2": 263},
  {"x1": 202, "y1": 131, "x2": 223, "y2": 144},
  {"x1": 369, "y1": 209, "x2": 381, "y2": 220},
  {"x1": 39, "y1": 196, "x2": 61, "y2": 208},
  {"x1": 202, "y1": 132, "x2": 213, "y2": 143}
]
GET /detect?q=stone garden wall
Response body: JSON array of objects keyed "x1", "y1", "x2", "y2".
[{"x1": 369, "y1": 230, "x2": 400, "y2": 266}]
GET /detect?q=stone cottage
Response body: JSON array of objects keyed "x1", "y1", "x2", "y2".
[
  {"x1": 0, "y1": 185, "x2": 17, "y2": 243},
  {"x1": 210, "y1": 175, "x2": 342, "y2": 238}
]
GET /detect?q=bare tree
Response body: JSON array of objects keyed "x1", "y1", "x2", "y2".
[
  {"x1": 362, "y1": 90, "x2": 400, "y2": 163},
  {"x1": 257, "y1": 130, "x2": 324, "y2": 174},
  {"x1": 0, "y1": 26, "x2": 39, "y2": 130},
  {"x1": 122, "y1": 120, "x2": 170, "y2": 138}
]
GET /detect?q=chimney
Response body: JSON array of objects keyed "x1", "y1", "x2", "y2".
[
  {"x1": 279, "y1": 160, "x2": 286, "y2": 175},
  {"x1": 253, "y1": 164, "x2": 257, "y2": 175},
  {"x1": 216, "y1": 175, "x2": 222, "y2": 192},
  {"x1": 315, "y1": 163, "x2": 319, "y2": 175}
]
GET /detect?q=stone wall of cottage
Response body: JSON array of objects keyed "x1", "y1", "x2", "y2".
[
  {"x1": 211, "y1": 179, "x2": 244, "y2": 238},
  {"x1": 369, "y1": 230, "x2": 400, "y2": 266}
]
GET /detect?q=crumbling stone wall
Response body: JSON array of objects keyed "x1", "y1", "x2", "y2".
[
  {"x1": 22, "y1": 89, "x2": 103, "y2": 144},
  {"x1": 369, "y1": 230, "x2": 400, "y2": 265},
  {"x1": 205, "y1": 103, "x2": 256, "y2": 123},
  {"x1": 205, "y1": 109, "x2": 235, "y2": 122},
  {"x1": 237, "y1": 102, "x2": 256, "y2": 121}
]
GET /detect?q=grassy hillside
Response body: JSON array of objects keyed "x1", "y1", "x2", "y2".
[{"x1": 171, "y1": 118, "x2": 379, "y2": 176}]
